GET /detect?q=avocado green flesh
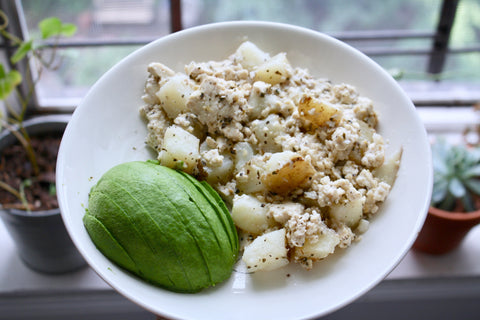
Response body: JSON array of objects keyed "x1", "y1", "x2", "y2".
[
  {"x1": 176, "y1": 171, "x2": 239, "y2": 252},
  {"x1": 83, "y1": 213, "x2": 137, "y2": 272},
  {"x1": 84, "y1": 161, "x2": 239, "y2": 293}
]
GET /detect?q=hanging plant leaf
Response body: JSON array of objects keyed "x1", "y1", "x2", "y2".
[
  {"x1": 39, "y1": 17, "x2": 77, "y2": 39},
  {"x1": 59, "y1": 22, "x2": 77, "y2": 37},
  {"x1": 39, "y1": 17, "x2": 62, "y2": 39},
  {"x1": 0, "y1": 64, "x2": 22, "y2": 100},
  {"x1": 11, "y1": 40, "x2": 33, "y2": 64}
]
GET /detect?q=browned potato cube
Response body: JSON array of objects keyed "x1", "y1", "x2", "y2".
[
  {"x1": 261, "y1": 151, "x2": 315, "y2": 194},
  {"x1": 298, "y1": 96, "x2": 342, "y2": 129}
]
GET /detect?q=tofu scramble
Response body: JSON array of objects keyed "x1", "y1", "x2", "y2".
[{"x1": 140, "y1": 41, "x2": 401, "y2": 272}]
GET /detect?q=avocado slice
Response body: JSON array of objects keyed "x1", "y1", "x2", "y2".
[{"x1": 84, "y1": 161, "x2": 239, "y2": 293}]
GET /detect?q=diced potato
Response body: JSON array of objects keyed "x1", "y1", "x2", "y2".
[
  {"x1": 294, "y1": 228, "x2": 340, "y2": 260},
  {"x1": 199, "y1": 141, "x2": 234, "y2": 184},
  {"x1": 155, "y1": 74, "x2": 194, "y2": 118},
  {"x1": 355, "y1": 218, "x2": 370, "y2": 235},
  {"x1": 298, "y1": 96, "x2": 342, "y2": 129},
  {"x1": 248, "y1": 81, "x2": 271, "y2": 119},
  {"x1": 243, "y1": 228, "x2": 289, "y2": 272},
  {"x1": 236, "y1": 160, "x2": 265, "y2": 194},
  {"x1": 204, "y1": 155, "x2": 234, "y2": 184},
  {"x1": 233, "y1": 142, "x2": 254, "y2": 172},
  {"x1": 329, "y1": 197, "x2": 365, "y2": 227},
  {"x1": 235, "y1": 41, "x2": 269, "y2": 71},
  {"x1": 232, "y1": 194, "x2": 271, "y2": 234},
  {"x1": 358, "y1": 120, "x2": 375, "y2": 142},
  {"x1": 251, "y1": 114, "x2": 285, "y2": 153},
  {"x1": 159, "y1": 125, "x2": 199, "y2": 174},
  {"x1": 261, "y1": 151, "x2": 315, "y2": 194},
  {"x1": 373, "y1": 147, "x2": 403, "y2": 186},
  {"x1": 254, "y1": 53, "x2": 291, "y2": 85}
]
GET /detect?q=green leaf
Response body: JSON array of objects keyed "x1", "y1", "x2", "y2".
[
  {"x1": 0, "y1": 69, "x2": 22, "y2": 100},
  {"x1": 432, "y1": 179, "x2": 448, "y2": 203},
  {"x1": 461, "y1": 192, "x2": 475, "y2": 212},
  {"x1": 39, "y1": 17, "x2": 62, "y2": 39},
  {"x1": 448, "y1": 177, "x2": 466, "y2": 198},
  {"x1": 11, "y1": 40, "x2": 33, "y2": 64},
  {"x1": 7, "y1": 70, "x2": 21, "y2": 85},
  {"x1": 463, "y1": 164, "x2": 480, "y2": 179},
  {"x1": 39, "y1": 17, "x2": 76, "y2": 39},
  {"x1": 436, "y1": 193, "x2": 456, "y2": 211},
  {"x1": 465, "y1": 179, "x2": 480, "y2": 196},
  {"x1": 49, "y1": 183, "x2": 57, "y2": 196},
  {"x1": 0, "y1": 64, "x2": 6, "y2": 78},
  {"x1": 60, "y1": 23, "x2": 77, "y2": 37},
  {"x1": 432, "y1": 140, "x2": 450, "y2": 175},
  {"x1": 433, "y1": 159, "x2": 449, "y2": 176},
  {"x1": 388, "y1": 68, "x2": 404, "y2": 80},
  {"x1": 21, "y1": 178, "x2": 32, "y2": 188}
]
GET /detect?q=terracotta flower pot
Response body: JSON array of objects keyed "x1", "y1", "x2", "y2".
[
  {"x1": 412, "y1": 206, "x2": 480, "y2": 254},
  {"x1": 0, "y1": 115, "x2": 86, "y2": 273}
]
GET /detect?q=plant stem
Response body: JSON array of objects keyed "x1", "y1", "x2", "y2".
[
  {"x1": 0, "y1": 179, "x2": 33, "y2": 212},
  {"x1": 0, "y1": 180, "x2": 21, "y2": 199},
  {"x1": 19, "y1": 179, "x2": 32, "y2": 213},
  {"x1": 0, "y1": 12, "x2": 22, "y2": 46},
  {"x1": 3, "y1": 99, "x2": 21, "y2": 121},
  {"x1": 1, "y1": 120, "x2": 39, "y2": 175}
]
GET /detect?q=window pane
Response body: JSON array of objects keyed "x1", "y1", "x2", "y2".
[
  {"x1": 443, "y1": 53, "x2": 480, "y2": 83},
  {"x1": 451, "y1": 0, "x2": 480, "y2": 47},
  {"x1": 16, "y1": 0, "x2": 479, "y2": 109},
  {"x1": 36, "y1": 46, "x2": 140, "y2": 107},
  {"x1": 22, "y1": 0, "x2": 171, "y2": 41},
  {"x1": 21, "y1": 0, "x2": 170, "y2": 108},
  {"x1": 185, "y1": 0, "x2": 441, "y2": 31},
  {"x1": 446, "y1": 0, "x2": 480, "y2": 83},
  {"x1": 185, "y1": 0, "x2": 442, "y2": 85}
]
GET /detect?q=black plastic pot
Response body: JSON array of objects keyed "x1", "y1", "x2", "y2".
[{"x1": 0, "y1": 115, "x2": 86, "y2": 273}]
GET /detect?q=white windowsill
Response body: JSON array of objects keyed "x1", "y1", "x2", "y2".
[{"x1": 0, "y1": 218, "x2": 478, "y2": 293}]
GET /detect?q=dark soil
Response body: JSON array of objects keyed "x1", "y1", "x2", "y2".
[{"x1": 0, "y1": 133, "x2": 61, "y2": 211}]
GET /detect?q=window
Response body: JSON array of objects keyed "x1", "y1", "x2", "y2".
[{"x1": 2, "y1": 0, "x2": 479, "y2": 112}]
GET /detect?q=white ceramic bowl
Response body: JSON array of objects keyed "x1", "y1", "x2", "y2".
[{"x1": 57, "y1": 21, "x2": 432, "y2": 320}]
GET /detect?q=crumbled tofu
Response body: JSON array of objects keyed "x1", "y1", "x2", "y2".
[
  {"x1": 140, "y1": 41, "x2": 401, "y2": 272},
  {"x1": 267, "y1": 202, "x2": 304, "y2": 225},
  {"x1": 285, "y1": 209, "x2": 323, "y2": 248}
]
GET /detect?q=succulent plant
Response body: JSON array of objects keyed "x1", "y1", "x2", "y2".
[{"x1": 431, "y1": 138, "x2": 480, "y2": 212}]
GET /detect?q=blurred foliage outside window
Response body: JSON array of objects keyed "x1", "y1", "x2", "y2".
[{"x1": 17, "y1": 0, "x2": 480, "y2": 108}]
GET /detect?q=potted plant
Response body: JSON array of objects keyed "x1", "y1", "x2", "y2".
[
  {"x1": 413, "y1": 137, "x2": 480, "y2": 254},
  {"x1": 0, "y1": 12, "x2": 85, "y2": 273}
]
